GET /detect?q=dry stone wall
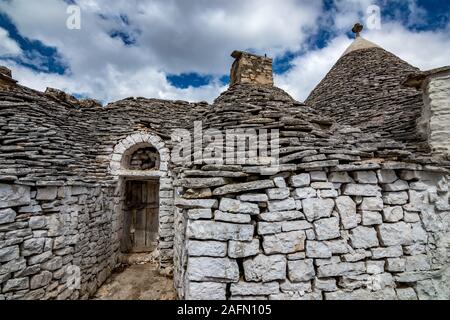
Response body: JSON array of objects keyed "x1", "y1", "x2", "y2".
[
  {"x1": 0, "y1": 183, "x2": 118, "y2": 300},
  {"x1": 175, "y1": 166, "x2": 449, "y2": 300}
]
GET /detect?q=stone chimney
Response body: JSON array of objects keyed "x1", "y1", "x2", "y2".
[
  {"x1": 405, "y1": 66, "x2": 450, "y2": 156},
  {"x1": 0, "y1": 66, "x2": 18, "y2": 89},
  {"x1": 230, "y1": 51, "x2": 273, "y2": 86}
]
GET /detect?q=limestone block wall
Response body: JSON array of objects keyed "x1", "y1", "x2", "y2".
[
  {"x1": 174, "y1": 167, "x2": 449, "y2": 300},
  {"x1": 0, "y1": 182, "x2": 119, "y2": 300},
  {"x1": 419, "y1": 70, "x2": 450, "y2": 156}
]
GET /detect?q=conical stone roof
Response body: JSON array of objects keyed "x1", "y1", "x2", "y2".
[{"x1": 306, "y1": 36, "x2": 426, "y2": 152}]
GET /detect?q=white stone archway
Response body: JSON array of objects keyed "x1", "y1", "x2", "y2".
[{"x1": 109, "y1": 132, "x2": 174, "y2": 268}]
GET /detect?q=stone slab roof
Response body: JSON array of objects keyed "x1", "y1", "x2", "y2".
[
  {"x1": 1, "y1": 57, "x2": 448, "y2": 185},
  {"x1": 306, "y1": 45, "x2": 426, "y2": 153}
]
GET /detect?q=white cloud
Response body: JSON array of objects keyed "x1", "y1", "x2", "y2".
[
  {"x1": 0, "y1": 0, "x2": 323, "y2": 103},
  {"x1": 0, "y1": 27, "x2": 22, "y2": 56}
]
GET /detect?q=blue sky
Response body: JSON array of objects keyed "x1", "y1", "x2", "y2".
[{"x1": 0, "y1": 0, "x2": 449, "y2": 103}]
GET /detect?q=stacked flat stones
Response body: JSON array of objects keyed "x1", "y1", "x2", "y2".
[
  {"x1": 0, "y1": 83, "x2": 208, "y2": 300},
  {"x1": 178, "y1": 168, "x2": 449, "y2": 300},
  {"x1": 1, "y1": 68, "x2": 449, "y2": 300},
  {"x1": 173, "y1": 84, "x2": 450, "y2": 300},
  {"x1": 306, "y1": 47, "x2": 428, "y2": 155}
]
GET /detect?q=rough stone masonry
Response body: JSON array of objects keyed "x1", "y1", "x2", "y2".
[{"x1": 1, "y1": 26, "x2": 450, "y2": 300}]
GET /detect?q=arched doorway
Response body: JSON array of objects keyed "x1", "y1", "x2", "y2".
[{"x1": 109, "y1": 133, "x2": 174, "y2": 267}]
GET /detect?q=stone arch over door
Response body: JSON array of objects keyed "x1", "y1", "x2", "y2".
[{"x1": 109, "y1": 132, "x2": 174, "y2": 268}]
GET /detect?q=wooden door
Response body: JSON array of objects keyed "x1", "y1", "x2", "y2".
[{"x1": 125, "y1": 180, "x2": 159, "y2": 252}]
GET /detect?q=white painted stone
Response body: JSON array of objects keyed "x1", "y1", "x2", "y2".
[
  {"x1": 262, "y1": 230, "x2": 306, "y2": 254},
  {"x1": 302, "y1": 198, "x2": 334, "y2": 222},
  {"x1": 187, "y1": 240, "x2": 227, "y2": 257},
  {"x1": 288, "y1": 259, "x2": 315, "y2": 282},
  {"x1": 349, "y1": 226, "x2": 379, "y2": 249},
  {"x1": 244, "y1": 254, "x2": 286, "y2": 282},
  {"x1": 186, "y1": 220, "x2": 254, "y2": 241},
  {"x1": 219, "y1": 198, "x2": 259, "y2": 215},
  {"x1": 187, "y1": 257, "x2": 239, "y2": 282},
  {"x1": 313, "y1": 217, "x2": 340, "y2": 240},
  {"x1": 228, "y1": 239, "x2": 260, "y2": 258}
]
